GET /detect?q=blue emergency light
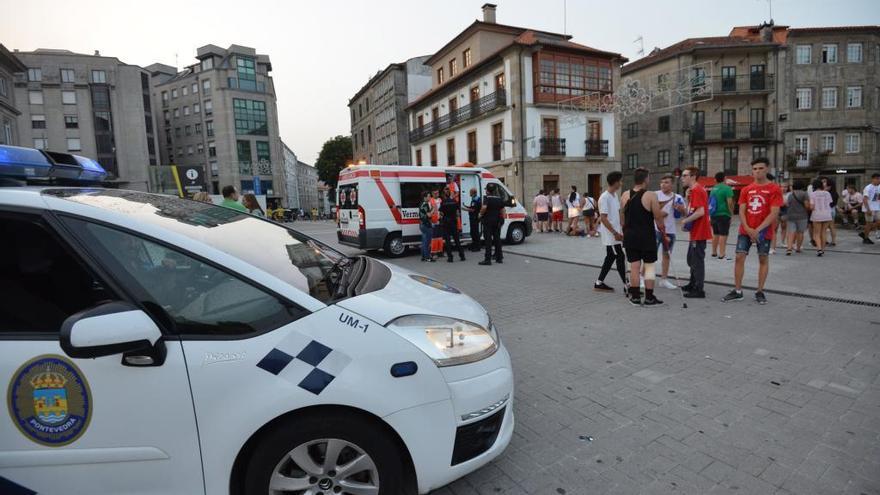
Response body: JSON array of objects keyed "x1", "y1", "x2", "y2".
[
  {"x1": 0, "y1": 145, "x2": 54, "y2": 178},
  {"x1": 0, "y1": 144, "x2": 107, "y2": 182}
]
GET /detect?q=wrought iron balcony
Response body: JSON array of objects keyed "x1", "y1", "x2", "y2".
[
  {"x1": 540, "y1": 137, "x2": 566, "y2": 156},
  {"x1": 410, "y1": 90, "x2": 507, "y2": 143},
  {"x1": 690, "y1": 122, "x2": 774, "y2": 143},
  {"x1": 713, "y1": 74, "x2": 775, "y2": 94},
  {"x1": 585, "y1": 139, "x2": 609, "y2": 157}
]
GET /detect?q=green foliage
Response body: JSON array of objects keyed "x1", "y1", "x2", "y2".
[{"x1": 315, "y1": 135, "x2": 353, "y2": 189}]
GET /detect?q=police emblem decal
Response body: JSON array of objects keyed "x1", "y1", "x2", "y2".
[
  {"x1": 7, "y1": 355, "x2": 92, "y2": 447},
  {"x1": 409, "y1": 274, "x2": 461, "y2": 294}
]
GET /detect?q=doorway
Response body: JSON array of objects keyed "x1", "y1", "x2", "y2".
[
  {"x1": 588, "y1": 174, "x2": 602, "y2": 201},
  {"x1": 543, "y1": 174, "x2": 559, "y2": 195}
]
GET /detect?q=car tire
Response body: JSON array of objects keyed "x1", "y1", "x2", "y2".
[
  {"x1": 506, "y1": 223, "x2": 525, "y2": 244},
  {"x1": 242, "y1": 413, "x2": 404, "y2": 495},
  {"x1": 384, "y1": 233, "x2": 406, "y2": 258}
]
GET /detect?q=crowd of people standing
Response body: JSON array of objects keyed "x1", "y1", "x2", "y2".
[
  {"x1": 568, "y1": 161, "x2": 880, "y2": 307},
  {"x1": 418, "y1": 177, "x2": 507, "y2": 266}
]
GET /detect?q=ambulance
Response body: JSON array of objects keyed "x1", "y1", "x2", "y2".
[
  {"x1": 336, "y1": 165, "x2": 532, "y2": 257},
  {"x1": 0, "y1": 145, "x2": 513, "y2": 494}
]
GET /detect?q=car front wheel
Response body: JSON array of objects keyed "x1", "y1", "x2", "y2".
[{"x1": 243, "y1": 414, "x2": 404, "y2": 495}]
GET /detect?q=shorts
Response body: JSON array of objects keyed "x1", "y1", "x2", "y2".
[
  {"x1": 625, "y1": 245, "x2": 658, "y2": 263},
  {"x1": 552, "y1": 210, "x2": 563, "y2": 222},
  {"x1": 656, "y1": 231, "x2": 676, "y2": 254},
  {"x1": 866, "y1": 210, "x2": 880, "y2": 223},
  {"x1": 736, "y1": 234, "x2": 771, "y2": 256},
  {"x1": 536, "y1": 211, "x2": 549, "y2": 221},
  {"x1": 786, "y1": 218, "x2": 808, "y2": 232},
  {"x1": 711, "y1": 216, "x2": 731, "y2": 236},
  {"x1": 583, "y1": 209, "x2": 595, "y2": 218}
]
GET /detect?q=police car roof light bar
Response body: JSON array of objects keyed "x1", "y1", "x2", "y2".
[{"x1": 0, "y1": 144, "x2": 107, "y2": 183}]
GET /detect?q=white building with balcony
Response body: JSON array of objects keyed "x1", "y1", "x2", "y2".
[{"x1": 406, "y1": 4, "x2": 626, "y2": 208}]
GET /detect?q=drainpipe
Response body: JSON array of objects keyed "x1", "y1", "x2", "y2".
[{"x1": 519, "y1": 46, "x2": 527, "y2": 201}]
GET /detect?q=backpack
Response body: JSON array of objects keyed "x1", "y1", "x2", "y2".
[{"x1": 708, "y1": 194, "x2": 718, "y2": 216}]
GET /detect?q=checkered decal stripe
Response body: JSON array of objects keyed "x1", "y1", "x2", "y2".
[{"x1": 257, "y1": 334, "x2": 351, "y2": 395}]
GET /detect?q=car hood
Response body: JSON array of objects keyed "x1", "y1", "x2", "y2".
[{"x1": 335, "y1": 261, "x2": 489, "y2": 327}]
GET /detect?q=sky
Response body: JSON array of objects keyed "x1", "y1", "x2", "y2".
[{"x1": 2, "y1": 0, "x2": 878, "y2": 163}]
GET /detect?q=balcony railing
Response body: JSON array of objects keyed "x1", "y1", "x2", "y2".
[
  {"x1": 690, "y1": 122, "x2": 774, "y2": 143},
  {"x1": 585, "y1": 139, "x2": 609, "y2": 157},
  {"x1": 713, "y1": 74, "x2": 775, "y2": 94},
  {"x1": 410, "y1": 90, "x2": 506, "y2": 142},
  {"x1": 540, "y1": 137, "x2": 566, "y2": 156}
]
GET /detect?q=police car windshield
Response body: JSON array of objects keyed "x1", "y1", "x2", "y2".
[{"x1": 44, "y1": 189, "x2": 343, "y2": 303}]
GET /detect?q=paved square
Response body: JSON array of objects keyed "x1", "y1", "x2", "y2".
[{"x1": 297, "y1": 221, "x2": 880, "y2": 495}]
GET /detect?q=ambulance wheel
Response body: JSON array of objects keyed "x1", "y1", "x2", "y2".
[
  {"x1": 383, "y1": 234, "x2": 406, "y2": 257},
  {"x1": 243, "y1": 414, "x2": 404, "y2": 495},
  {"x1": 507, "y1": 223, "x2": 526, "y2": 244}
]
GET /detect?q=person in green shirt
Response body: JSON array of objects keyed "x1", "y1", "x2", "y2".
[
  {"x1": 710, "y1": 172, "x2": 735, "y2": 259},
  {"x1": 220, "y1": 185, "x2": 248, "y2": 213}
]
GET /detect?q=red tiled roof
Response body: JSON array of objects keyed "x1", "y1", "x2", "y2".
[
  {"x1": 622, "y1": 36, "x2": 777, "y2": 74},
  {"x1": 787, "y1": 25, "x2": 879, "y2": 34},
  {"x1": 514, "y1": 30, "x2": 626, "y2": 61}
]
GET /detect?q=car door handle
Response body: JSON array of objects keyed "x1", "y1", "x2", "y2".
[{"x1": 124, "y1": 355, "x2": 155, "y2": 366}]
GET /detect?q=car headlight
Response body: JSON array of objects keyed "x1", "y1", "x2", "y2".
[{"x1": 387, "y1": 315, "x2": 498, "y2": 367}]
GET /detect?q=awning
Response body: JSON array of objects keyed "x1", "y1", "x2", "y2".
[{"x1": 698, "y1": 175, "x2": 754, "y2": 190}]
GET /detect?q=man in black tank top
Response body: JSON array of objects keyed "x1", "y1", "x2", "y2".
[{"x1": 621, "y1": 167, "x2": 667, "y2": 306}]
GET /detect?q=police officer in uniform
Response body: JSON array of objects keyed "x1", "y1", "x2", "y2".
[
  {"x1": 440, "y1": 187, "x2": 466, "y2": 262},
  {"x1": 479, "y1": 183, "x2": 506, "y2": 265},
  {"x1": 465, "y1": 187, "x2": 482, "y2": 251}
]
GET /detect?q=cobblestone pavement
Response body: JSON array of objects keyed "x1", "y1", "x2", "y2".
[{"x1": 296, "y1": 222, "x2": 879, "y2": 495}]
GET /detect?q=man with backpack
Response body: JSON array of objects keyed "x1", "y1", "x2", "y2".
[{"x1": 709, "y1": 172, "x2": 734, "y2": 260}]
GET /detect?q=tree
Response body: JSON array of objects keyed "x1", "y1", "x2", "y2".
[{"x1": 315, "y1": 135, "x2": 353, "y2": 189}]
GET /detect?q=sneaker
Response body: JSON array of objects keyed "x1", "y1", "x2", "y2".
[
  {"x1": 593, "y1": 282, "x2": 615, "y2": 292},
  {"x1": 643, "y1": 295, "x2": 663, "y2": 306},
  {"x1": 478, "y1": 260, "x2": 492, "y2": 266},
  {"x1": 722, "y1": 290, "x2": 744, "y2": 302},
  {"x1": 864, "y1": 237, "x2": 875, "y2": 245},
  {"x1": 755, "y1": 291, "x2": 767, "y2": 305},
  {"x1": 683, "y1": 290, "x2": 706, "y2": 298},
  {"x1": 628, "y1": 295, "x2": 642, "y2": 306},
  {"x1": 681, "y1": 284, "x2": 695, "y2": 292},
  {"x1": 770, "y1": 249, "x2": 777, "y2": 255},
  {"x1": 659, "y1": 278, "x2": 677, "y2": 290},
  {"x1": 495, "y1": 259, "x2": 503, "y2": 264}
]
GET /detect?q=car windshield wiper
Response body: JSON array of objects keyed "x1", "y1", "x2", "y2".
[{"x1": 327, "y1": 256, "x2": 366, "y2": 300}]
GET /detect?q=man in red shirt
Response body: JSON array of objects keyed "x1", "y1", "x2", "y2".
[
  {"x1": 723, "y1": 157, "x2": 783, "y2": 305},
  {"x1": 679, "y1": 166, "x2": 712, "y2": 298}
]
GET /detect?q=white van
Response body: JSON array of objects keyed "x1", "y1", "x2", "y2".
[
  {"x1": 337, "y1": 165, "x2": 532, "y2": 257},
  {"x1": 0, "y1": 145, "x2": 514, "y2": 494}
]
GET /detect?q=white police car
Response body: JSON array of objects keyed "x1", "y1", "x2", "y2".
[{"x1": 0, "y1": 145, "x2": 514, "y2": 495}]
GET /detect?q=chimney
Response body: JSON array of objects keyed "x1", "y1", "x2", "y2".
[
  {"x1": 759, "y1": 21, "x2": 774, "y2": 42},
  {"x1": 482, "y1": 3, "x2": 497, "y2": 24},
  {"x1": 94, "y1": 50, "x2": 100, "y2": 56}
]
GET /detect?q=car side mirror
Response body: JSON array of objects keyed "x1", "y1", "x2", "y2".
[{"x1": 60, "y1": 301, "x2": 166, "y2": 366}]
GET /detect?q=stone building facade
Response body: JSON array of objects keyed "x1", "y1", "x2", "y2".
[
  {"x1": 13, "y1": 48, "x2": 158, "y2": 190},
  {"x1": 620, "y1": 23, "x2": 787, "y2": 186},
  {"x1": 349, "y1": 56, "x2": 431, "y2": 165},
  {"x1": 781, "y1": 26, "x2": 880, "y2": 190},
  {"x1": 148, "y1": 45, "x2": 287, "y2": 205},
  {"x1": 0, "y1": 44, "x2": 25, "y2": 146}
]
